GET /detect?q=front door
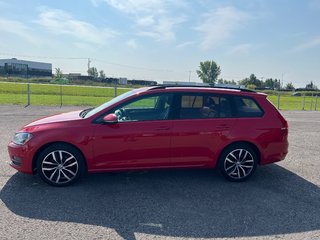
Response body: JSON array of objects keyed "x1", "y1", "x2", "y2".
[{"x1": 91, "y1": 93, "x2": 173, "y2": 170}]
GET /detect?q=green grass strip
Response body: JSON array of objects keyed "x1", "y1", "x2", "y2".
[{"x1": 1, "y1": 82, "x2": 319, "y2": 110}]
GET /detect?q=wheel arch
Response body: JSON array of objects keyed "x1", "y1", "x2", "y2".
[
  {"x1": 216, "y1": 140, "x2": 261, "y2": 167},
  {"x1": 32, "y1": 141, "x2": 88, "y2": 174}
]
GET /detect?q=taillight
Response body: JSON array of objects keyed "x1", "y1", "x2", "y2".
[
  {"x1": 279, "y1": 114, "x2": 288, "y2": 138},
  {"x1": 280, "y1": 115, "x2": 288, "y2": 129},
  {"x1": 265, "y1": 96, "x2": 288, "y2": 138},
  {"x1": 281, "y1": 126, "x2": 288, "y2": 135}
]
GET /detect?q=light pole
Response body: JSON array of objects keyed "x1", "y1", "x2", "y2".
[
  {"x1": 188, "y1": 71, "x2": 192, "y2": 82},
  {"x1": 281, "y1": 73, "x2": 285, "y2": 90}
]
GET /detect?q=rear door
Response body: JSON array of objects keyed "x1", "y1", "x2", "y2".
[{"x1": 171, "y1": 93, "x2": 236, "y2": 166}]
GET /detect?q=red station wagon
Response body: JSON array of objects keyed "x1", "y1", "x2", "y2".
[{"x1": 8, "y1": 85, "x2": 288, "y2": 186}]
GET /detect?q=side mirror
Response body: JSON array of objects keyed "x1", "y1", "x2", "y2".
[{"x1": 103, "y1": 113, "x2": 118, "y2": 123}]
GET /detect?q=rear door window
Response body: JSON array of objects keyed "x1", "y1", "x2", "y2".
[
  {"x1": 179, "y1": 95, "x2": 204, "y2": 119},
  {"x1": 176, "y1": 93, "x2": 234, "y2": 119}
]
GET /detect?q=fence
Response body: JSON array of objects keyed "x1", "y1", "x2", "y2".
[
  {"x1": 267, "y1": 92, "x2": 319, "y2": 111},
  {"x1": 0, "y1": 81, "x2": 319, "y2": 110},
  {"x1": 0, "y1": 82, "x2": 131, "y2": 107}
]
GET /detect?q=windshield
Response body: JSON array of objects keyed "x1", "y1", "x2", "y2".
[{"x1": 84, "y1": 88, "x2": 141, "y2": 118}]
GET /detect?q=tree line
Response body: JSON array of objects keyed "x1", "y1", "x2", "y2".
[
  {"x1": 196, "y1": 60, "x2": 318, "y2": 90},
  {"x1": 55, "y1": 60, "x2": 317, "y2": 91}
]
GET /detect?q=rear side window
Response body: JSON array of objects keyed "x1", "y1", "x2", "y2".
[
  {"x1": 177, "y1": 93, "x2": 234, "y2": 119},
  {"x1": 233, "y1": 96, "x2": 264, "y2": 117},
  {"x1": 181, "y1": 95, "x2": 203, "y2": 108}
]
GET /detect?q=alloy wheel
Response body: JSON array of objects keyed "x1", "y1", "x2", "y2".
[
  {"x1": 41, "y1": 150, "x2": 79, "y2": 184},
  {"x1": 223, "y1": 148, "x2": 255, "y2": 180}
]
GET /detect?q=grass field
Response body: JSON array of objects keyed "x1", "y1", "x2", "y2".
[
  {"x1": 0, "y1": 81, "x2": 319, "y2": 110},
  {"x1": 267, "y1": 94, "x2": 319, "y2": 111},
  {"x1": 0, "y1": 82, "x2": 131, "y2": 106}
]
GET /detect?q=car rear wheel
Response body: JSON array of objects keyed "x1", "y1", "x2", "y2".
[
  {"x1": 37, "y1": 144, "x2": 85, "y2": 187},
  {"x1": 219, "y1": 143, "x2": 258, "y2": 182}
]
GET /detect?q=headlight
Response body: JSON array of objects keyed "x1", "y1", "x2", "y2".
[{"x1": 13, "y1": 132, "x2": 33, "y2": 145}]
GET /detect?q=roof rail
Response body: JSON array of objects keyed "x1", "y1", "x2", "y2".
[{"x1": 149, "y1": 83, "x2": 256, "y2": 92}]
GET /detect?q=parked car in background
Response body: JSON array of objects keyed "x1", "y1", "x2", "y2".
[
  {"x1": 8, "y1": 85, "x2": 289, "y2": 186},
  {"x1": 292, "y1": 92, "x2": 302, "y2": 96}
]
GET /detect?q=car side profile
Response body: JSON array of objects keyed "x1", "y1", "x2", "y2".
[{"x1": 8, "y1": 85, "x2": 289, "y2": 186}]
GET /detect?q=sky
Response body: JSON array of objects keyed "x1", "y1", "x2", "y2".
[{"x1": 0, "y1": 0, "x2": 320, "y2": 87}]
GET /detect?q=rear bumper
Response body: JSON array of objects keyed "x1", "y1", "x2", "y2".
[{"x1": 260, "y1": 141, "x2": 289, "y2": 165}]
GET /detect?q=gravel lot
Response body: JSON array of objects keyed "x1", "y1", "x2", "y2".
[{"x1": 0, "y1": 105, "x2": 319, "y2": 240}]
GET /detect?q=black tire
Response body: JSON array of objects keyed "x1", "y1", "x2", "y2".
[
  {"x1": 218, "y1": 143, "x2": 258, "y2": 182},
  {"x1": 37, "y1": 143, "x2": 85, "y2": 187}
]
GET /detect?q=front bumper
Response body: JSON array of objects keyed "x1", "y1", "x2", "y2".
[{"x1": 8, "y1": 142, "x2": 34, "y2": 174}]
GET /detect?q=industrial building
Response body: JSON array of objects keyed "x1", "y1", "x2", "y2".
[{"x1": 0, "y1": 58, "x2": 52, "y2": 78}]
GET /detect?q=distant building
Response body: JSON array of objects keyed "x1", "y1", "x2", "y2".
[
  {"x1": 119, "y1": 77, "x2": 127, "y2": 85},
  {"x1": 128, "y1": 79, "x2": 157, "y2": 86},
  {"x1": 0, "y1": 58, "x2": 52, "y2": 78},
  {"x1": 102, "y1": 77, "x2": 157, "y2": 86},
  {"x1": 163, "y1": 81, "x2": 207, "y2": 86},
  {"x1": 67, "y1": 73, "x2": 82, "y2": 77}
]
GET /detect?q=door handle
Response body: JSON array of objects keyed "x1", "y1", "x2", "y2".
[
  {"x1": 156, "y1": 126, "x2": 170, "y2": 130},
  {"x1": 216, "y1": 124, "x2": 230, "y2": 130}
]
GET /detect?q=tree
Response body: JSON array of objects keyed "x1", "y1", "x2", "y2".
[
  {"x1": 247, "y1": 84, "x2": 257, "y2": 90},
  {"x1": 306, "y1": 81, "x2": 318, "y2": 90},
  {"x1": 274, "y1": 79, "x2": 281, "y2": 90},
  {"x1": 217, "y1": 78, "x2": 237, "y2": 85},
  {"x1": 54, "y1": 68, "x2": 63, "y2": 79},
  {"x1": 248, "y1": 74, "x2": 262, "y2": 87},
  {"x1": 99, "y1": 70, "x2": 106, "y2": 79},
  {"x1": 87, "y1": 67, "x2": 98, "y2": 78},
  {"x1": 285, "y1": 82, "x2": 295, "y2": 90},
  {"x1": 264, "y1": 78, "x2": 273, "y2": 88},
  {"x1": 238, "y1": 74, "x2": 262, "y2": 88},
  {"x1": 196, "y1": 60, "x2": 221, "y2": 84}
]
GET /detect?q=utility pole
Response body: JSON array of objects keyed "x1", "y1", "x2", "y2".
[
  {"x1": 87, "y1": 58, "x2": 91, "y2": 73},
  {"x1": 26, "y1": 65, "x2": 30, "y2": 107}
]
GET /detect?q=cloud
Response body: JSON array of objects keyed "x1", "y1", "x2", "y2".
[
  {"x1": 292, "y1": 36, "x2": 320, "y2": 52},
  {"x1": 103, "y1": 0, "x2": 164, "y2": 14},
  {"x1": 137, "y1": 16, "x2": 186, "y2": 41},
  {"x1": 36, "y1": 8, "x2": 117, "y2": 45},
  {"x1": 90, "y1": 0, "x2": 100, "y2": 7},
  {"x1": 104, "y1": 0, "x2": 187, "y2": 42},
  {"x1": 227, "y1": 43, "x2": 253, "y2": 55},
  {"x1": 195, "y1": 6, "x2": 251, "y2": 50},
  {"x1": 176, "y1": 41, "x2": 194, "y2": 49},
  {"x1": 0, "y1": 18, "x2": 39, "y2": 44},
  {"x1": 126, "y1": 39, "x2": 138, "y2": 49},
  {"x1": 136, "y1": 16, "x2": 155, "y2": 27}
]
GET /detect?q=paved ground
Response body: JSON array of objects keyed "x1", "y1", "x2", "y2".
[{"x1": 0, "y1": 105, "x2": 319, "y2": 240}]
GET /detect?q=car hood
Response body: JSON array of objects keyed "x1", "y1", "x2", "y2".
[{"x1": 25, "y1": 110, "x2": 83, "y2": 127}]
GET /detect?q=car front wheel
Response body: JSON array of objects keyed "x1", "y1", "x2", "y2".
[
  {"x1": 219, "y1": 143, "x2": 258, "y2": 182},
  {"x1": 37, "y1": 144, "x2": 85, "y2": 186}
]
